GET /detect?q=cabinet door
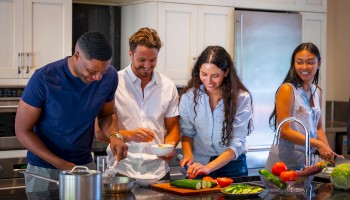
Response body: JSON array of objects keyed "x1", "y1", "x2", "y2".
[
  {"x1": 22, "y1": 0, "x2": 72, "y2": 79},
  {"x1": 301, "y1": 0, "x2": 327, "y2": 12},
  {"x1": 0, "y1": 0, "x2": 24, "y2": 79},
  {"x1": 157, "y1": 3, "x2": 197, "y2": 86},
  {"x1": 120, "y1": 2, "x2": 157, "y2": 68},
  {"x1": 197, "y1": 6, "x2": 234, "y2": 59},
  {"x1": 234, "y1": 0, "x2": 300, "y2": 12},
  {"x1": 301, "y1": 12, "x2": 327, "y2": 124}
]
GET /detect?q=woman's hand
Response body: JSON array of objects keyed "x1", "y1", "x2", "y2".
[
  {"x1": 180, "y1": 153, "x2": 194, "y2": 178},
  {"x1": 180, "y1": 152, "x2": 193, "y2": 167},
  {"x1": 186, "y1": 162, "x2": 210, "y2": 179},
  {"x1": 317, "y1": 143, "x2": 335, "y2": 161}
]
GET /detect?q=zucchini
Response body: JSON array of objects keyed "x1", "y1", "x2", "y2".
[
  {"x1": 170, "y1": 179, "x2": 203, "y2": 190},
  {"x1": 259, "y1": 169, "x2": 287, "y2": 190}
]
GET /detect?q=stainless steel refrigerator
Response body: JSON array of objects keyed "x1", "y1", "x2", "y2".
[{"x1": 234, "y1": 10, "x2": 302, "y2": 171}]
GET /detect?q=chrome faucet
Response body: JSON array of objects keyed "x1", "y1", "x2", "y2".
[
  {"x1": 274, "y1": 117, "x2": 313, "y2": 198},
  {"x1": 274, "y1": 117, "x2": 311, "y2": 167}
]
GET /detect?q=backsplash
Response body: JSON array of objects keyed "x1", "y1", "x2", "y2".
[{"x1": 326, "y1": 101, "x2": 349, "y2": 122}]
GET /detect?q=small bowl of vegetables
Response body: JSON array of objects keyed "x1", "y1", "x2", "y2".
[
  {"x1": 259, "y1": 172, "x2": 307, "y2": 194},
  {"x1": 221, "y1": 183, "x2": 264, "y2": 198},
  {"x1": 260, "y1": 161, "x2": 329, "y2": 194}
]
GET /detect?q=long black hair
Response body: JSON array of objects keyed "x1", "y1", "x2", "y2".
[
  {"x1": 180, "y1": 46, "x2": 253, "y2": 147},
  {"x1": 269, "y1": 42, "x2": 321, "y2": 130}
]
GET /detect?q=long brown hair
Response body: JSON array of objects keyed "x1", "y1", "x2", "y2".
[{"x1": 180, "y1": 46, "x2": 253, "y2": 147}]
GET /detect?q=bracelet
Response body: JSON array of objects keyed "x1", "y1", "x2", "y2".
[{"x1": 109, "y1": 132, "x2": 124, "y2": 142}]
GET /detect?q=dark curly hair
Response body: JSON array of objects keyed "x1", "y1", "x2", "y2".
[
  {"x1": 76, "y1": 32, "x2": 112, "y2": 61},
  {"x1": 180, "y1": 46, "x2": 253, "y2": 147}
]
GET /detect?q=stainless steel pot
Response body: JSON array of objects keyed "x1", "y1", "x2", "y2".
[{"x1": 20, "y1": 166, "x2": 102, "y2": 200}]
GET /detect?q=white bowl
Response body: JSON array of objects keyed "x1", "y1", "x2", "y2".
[
  {"x1": 135, "y1": 175, "x2": 159, "y2": 187},
  {"x1": 151, "y1": 144, "x2": 174, "y2": 156}
]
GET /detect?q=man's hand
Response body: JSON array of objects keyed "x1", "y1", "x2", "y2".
[
  {"x1": 129, "y1": 128, "x2": 155, "y2": 142},
  {"x1": 109, "y1": 137, "x2": 128, "y2": 162},
  {"x1": 158, "y1": 149, "x2": 176, "y2": 161},
  {"x1": 57, "y1": 161, "x2": 76, "y2": 170}
]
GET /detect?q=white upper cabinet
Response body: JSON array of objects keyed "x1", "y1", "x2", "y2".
[
  {"x1": 301, "y1": 0, "x2": 327, "y2": 12},
  {"x1": 0, "y1": 0, "x2": 72, "y2": 81},
  {"x1": 0, "y1": 0, "x2": 24, "y2": 79},
  {"x1": 120, "y1": 2, "x2": 234, "y2": 86},
  {"x1": 157, "y1": 3, "x2": 234, "y2": 86},
  {"x1": 301, "y1": 12, "x2": 327, "y2": 115},
  {"x1": 86, "y1": 0, "x2": 327, "y2": 87},
  {"x1": 234, "y1": 0, "x2": 326, "y2": 12},
  {"x1": 157, "y1": 3, "x2": 198, "y2": 86},
  {"x1": 234, "y1": 0, "x2": 299, "y2": 11}
]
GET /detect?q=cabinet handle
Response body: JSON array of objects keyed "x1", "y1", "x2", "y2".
[
  {"x1": 0, "y1": 105, "x2": 18, "y2": 109},
  {"x1": 26, "y1": 53, "x2": 31, "y2": 73},
  {"x1": 18, "y1": 53, "x2": 23, "y2": 74}
]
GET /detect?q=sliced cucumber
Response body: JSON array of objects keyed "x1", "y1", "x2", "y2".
[{"x1": 170, "y1": 179, "x2": 203, "y2": 190}]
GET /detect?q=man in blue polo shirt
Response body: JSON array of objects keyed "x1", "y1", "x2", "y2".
[{"x1": 15, "y1": 32, "x2": 127, "y2": 192}]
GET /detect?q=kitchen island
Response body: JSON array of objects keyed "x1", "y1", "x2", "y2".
[{"x1": 1, "y1": 177, "x2": 349, "y2": 200}]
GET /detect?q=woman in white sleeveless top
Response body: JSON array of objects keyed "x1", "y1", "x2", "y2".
[{"x1": 265, "y1": 43, "x2": 335, "y2": 170}]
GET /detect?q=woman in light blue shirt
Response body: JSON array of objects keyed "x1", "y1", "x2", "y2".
[{"x1": 179, "y1": 46, "x2": 253, "y2": 179}]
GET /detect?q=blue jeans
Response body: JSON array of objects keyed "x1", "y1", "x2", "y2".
[
  {"x1": 181, "y1": 154, "x2": 248, "y2": 179},
  {"x1": 206, "y1": 154, "x2": 248, "y2": 178}
]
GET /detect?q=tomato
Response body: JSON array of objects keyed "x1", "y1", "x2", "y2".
[
  {"x1": 202, "y1": 176, "x2": 216, "y2": 183},
  {"x1": 280, "y1": 170, "x2": 298, "y2": 182},
  {"x1": 216, "y1": 177, "x2": 233, "y2": 187},
  {"x1": 271, "y1": 161, "x2": 288, "y2": 176}
]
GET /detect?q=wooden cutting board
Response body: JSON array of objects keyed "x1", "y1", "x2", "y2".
[{"x1": 150, "y1": 182, "x2": 222, "y2": 196}]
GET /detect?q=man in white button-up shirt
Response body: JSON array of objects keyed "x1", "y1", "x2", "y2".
[{"x1": 97, "y1": 27, "x2": 180, "y2": 180}]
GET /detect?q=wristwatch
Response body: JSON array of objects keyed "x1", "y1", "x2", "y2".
[{"x1": 109, "y1": 132, "x2": 124, "y2": 142}]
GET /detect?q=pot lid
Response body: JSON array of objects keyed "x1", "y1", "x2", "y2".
[{"x1": 61, "y1": 166, "x2": 101, "y2": 175}]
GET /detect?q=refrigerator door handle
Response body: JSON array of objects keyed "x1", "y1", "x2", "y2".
[
  {"x1": 239, "y1": 13, "x2": 243, "y2": 78},
  {"x1": 235, "y1": 13, "x2": 244, "y2": 78}
]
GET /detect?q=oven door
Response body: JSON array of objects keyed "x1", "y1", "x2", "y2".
[
  {"x1": 0, "y1": 87, "x2": 27, "y2": 193},
  {"x1": 0, "y1": 98, "x2": 18, "y2": 137},
  {"x1": 0, "y1": 98, "x2": 25, "y2": 150},
  {"x1": 0, "y1": 151, "x2": 27, "y2": 194}
]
